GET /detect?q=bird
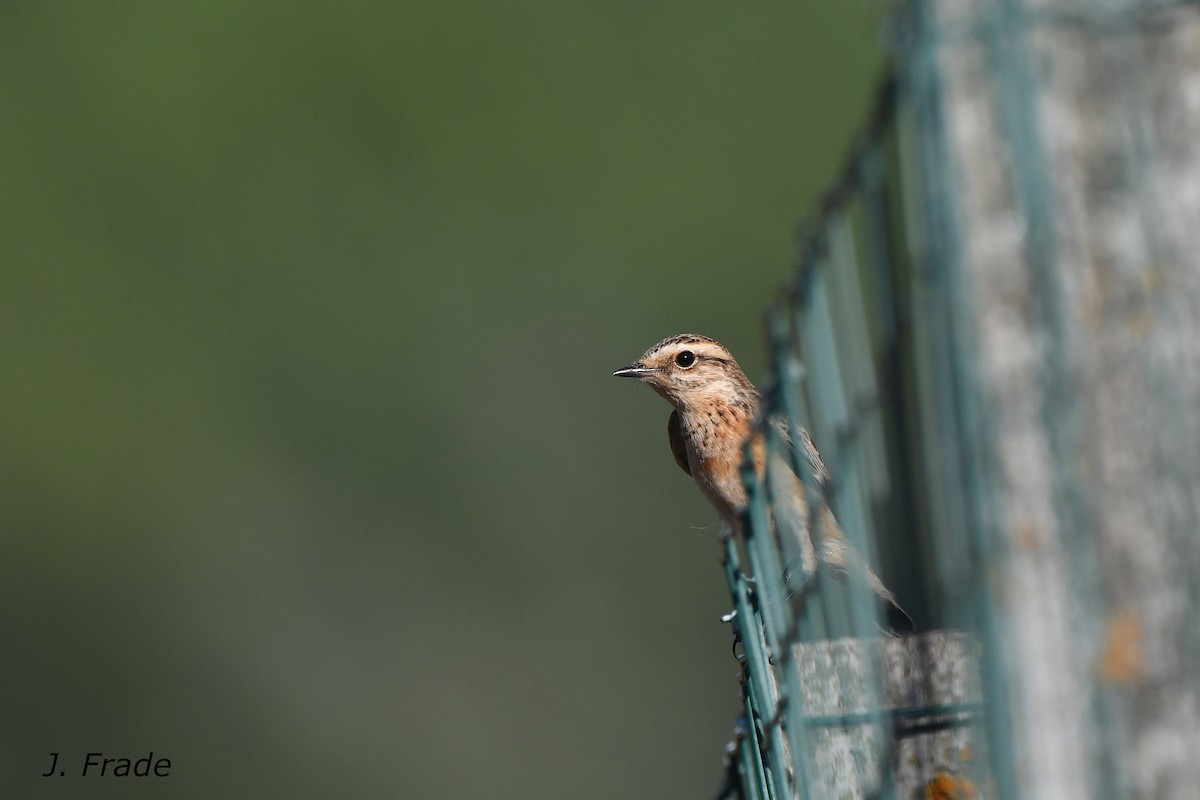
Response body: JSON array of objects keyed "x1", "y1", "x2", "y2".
[{"x1": 613, "y1": 333, "x2": 910, "y2": 627}]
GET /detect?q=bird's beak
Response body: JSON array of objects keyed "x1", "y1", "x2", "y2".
[{"x1": 612, "y1": 362, "x2": 657, "y2": 379}]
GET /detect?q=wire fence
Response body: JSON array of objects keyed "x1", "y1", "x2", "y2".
[{"x1": 719, "y1": 1, "x2": 1200, "y2": 798}]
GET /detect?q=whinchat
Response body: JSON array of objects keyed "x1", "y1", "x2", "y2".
[{"x1": 613, "y1": 333, "x2": 907, "y2": 623}]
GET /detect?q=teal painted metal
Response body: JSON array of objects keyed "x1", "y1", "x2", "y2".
[{"x1": 720, "y1": 61, "x2": 966, "y2": 797}]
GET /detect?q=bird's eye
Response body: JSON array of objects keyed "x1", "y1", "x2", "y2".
[{"x1": 675, "y1": 350, "x2": 696, "y2": 368}]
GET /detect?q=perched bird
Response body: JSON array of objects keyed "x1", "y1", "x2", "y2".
[{"x1": 613, "y1": 333, "x2": 909, "y2": 626}]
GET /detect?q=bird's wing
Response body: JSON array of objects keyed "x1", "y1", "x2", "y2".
[
  {"x1": 667, "y1": 410, "x2": 692, "y2": 476},
  {"x1": 767, "y1": 417, "x2": 913, "y2": 629},
  {"x1": 770, "y1": 416, "x2": 832, "y2": 496}
]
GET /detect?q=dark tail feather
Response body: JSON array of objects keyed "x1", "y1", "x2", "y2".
[{"x1": 886, "y1": 601, "x2": 916, "y2": 634}]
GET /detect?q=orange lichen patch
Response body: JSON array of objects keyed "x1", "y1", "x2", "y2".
[
  {"x1": 924, "y1": 771, "x2": 978, "y2": 800},
  {"x1": 1141, "y1": 263, "x2": 1161, "y2": 293},
  {"x1": 1012, "y1": 519, "x2": 1043, "y2": 550},
  {"x1": 1095, "y1": 609, "x2": 1146, "y2": 684},
  {"x1": 1126, "y1": 308, "x2": 1152, "y2": 336}
]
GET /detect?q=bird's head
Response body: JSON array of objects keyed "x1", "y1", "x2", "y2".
[{"x1": 612, "y1": 333, "x2": 757, "y2": 410}]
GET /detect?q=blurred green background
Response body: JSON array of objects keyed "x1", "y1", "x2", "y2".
[{"x1": 1, "y1": 2, "x2": 881, "y2": 797}]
